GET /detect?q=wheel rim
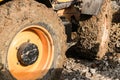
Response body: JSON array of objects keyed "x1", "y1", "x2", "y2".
[{"x1": 7, "y1": 25, "x2": 54, "y2": 80}]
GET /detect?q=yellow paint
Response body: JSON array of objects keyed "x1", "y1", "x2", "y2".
[
  {"x1": 57, "y1": 0, "x2": 72, "y2": 2},
  {"x1": 57, "y1": 6, "x2": 80, "y2": 21},
  {"x1": 7, "y1": 25, "x2": 54, "y2": 80}
]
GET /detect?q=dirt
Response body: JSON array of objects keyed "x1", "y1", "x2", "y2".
[
  {"x1": 0, "y1": 0, "x2": 67, "y2": 80},
  {"x1": 61, "y1": 0, "x2": 120, "y2": 80},
  {"x1": 0, "y1": 0, "x2": 120, "y2": 80}
]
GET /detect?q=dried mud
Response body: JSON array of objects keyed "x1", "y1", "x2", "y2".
[{"x1": 61, "y1": 0, "x2": 120, "y2": 80}]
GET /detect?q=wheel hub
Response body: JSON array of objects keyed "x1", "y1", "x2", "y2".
[
  {"x1": 17, "y1": 42, "x2": 39, "y2": 66},
  {"x1": 7, "y1": 26, "x2": 54, "y2": 80}
]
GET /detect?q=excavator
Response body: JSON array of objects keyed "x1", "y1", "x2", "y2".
[{"x1": 0, "y1": 0, "x2": 111, "y2": 80}]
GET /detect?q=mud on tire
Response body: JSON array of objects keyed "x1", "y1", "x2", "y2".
[{"x1": 0, "y1": 0, "x2": 66, "y2": 80}]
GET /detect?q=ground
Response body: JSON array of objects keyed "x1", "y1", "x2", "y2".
[{"x1": 61, "y1": 0, "x2": 120, "y2": 80}]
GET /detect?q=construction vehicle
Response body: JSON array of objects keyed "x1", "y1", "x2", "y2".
[{"x1": 0, "y1": 0, "x2": 111, "y2": 80}]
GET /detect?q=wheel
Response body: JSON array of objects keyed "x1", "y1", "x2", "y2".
[
  {"x1": 0, "y1": 0, "x2": 66, "y2": 80},
  {"x1": 76, "y1": 0, "x2": 112, "y2": 59}
]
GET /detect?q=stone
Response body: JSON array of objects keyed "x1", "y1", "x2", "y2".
[{"x1": 72, "y1": 78, "x2": 77, "y2": 80}]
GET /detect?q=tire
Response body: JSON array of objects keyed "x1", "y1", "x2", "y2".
[
  {"x1": 0, "y1": 0, "x2": 66, "y2": 80},
  {"x1": 76, "y1": 0, "x2": 112, "y2": 59}
]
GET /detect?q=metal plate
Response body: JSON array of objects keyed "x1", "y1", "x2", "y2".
[{"x1": 81, "y1": 0, "x2": 104, "y2": 15}]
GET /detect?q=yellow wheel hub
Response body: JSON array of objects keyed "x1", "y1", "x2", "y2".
[{"x1": 7, "y1": 25, "x2": 54, "y2": 80}]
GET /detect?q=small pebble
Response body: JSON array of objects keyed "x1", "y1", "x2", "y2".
[
  {"x1": 90, "y1": 68, "x2": 96, "y2": 74},
  {"x1": 72, "y1": 78, "x2": 77, "y2": 80}
]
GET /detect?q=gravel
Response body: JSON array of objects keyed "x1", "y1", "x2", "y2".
[{"x1": 61, "y1": 55, "x2": 120, "y2": 80}]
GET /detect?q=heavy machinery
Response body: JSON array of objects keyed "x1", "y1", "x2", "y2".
[{"x1": 0, "y1": 0, "x2": 111, "y2": 80}]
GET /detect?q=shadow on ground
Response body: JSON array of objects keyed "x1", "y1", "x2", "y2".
[
  {"x1": 112, "y1": 8, "x2": 120, "y2": 23},
  {"x1": 0, "y1": 68, "x2": 90, "y2": 80},
  {"x1": 65, "y1": 42, "x2": 120, "y2": 79}
]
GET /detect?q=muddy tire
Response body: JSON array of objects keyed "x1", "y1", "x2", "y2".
[
  {"x1": 76, "y1": 0, "x2": 112, "y2": 59},
  {"x1": 0, "y1": 0, "x2": 66, "y2": 80}
]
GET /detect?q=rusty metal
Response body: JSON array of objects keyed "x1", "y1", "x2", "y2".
[
  {"x1": 17, "y1": 42, "x2": 39, "y2": 66},
  {"x1": 54, "y1": 0, "x2": 82, "y2": 10}
]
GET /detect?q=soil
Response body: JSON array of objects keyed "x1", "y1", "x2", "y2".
[
  {"x1": 0, "y1": 0, "x2": 120, "y2": 80},
  {"x1": 61, "y1": 0, "x2": 120, "y2": 80}
]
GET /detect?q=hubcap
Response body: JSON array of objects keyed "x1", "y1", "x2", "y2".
[{"x1": 17, "y1": 42, "x2": 39, "y2": 66}]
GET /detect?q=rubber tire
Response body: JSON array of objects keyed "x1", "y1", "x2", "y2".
[
  {"x1": 76, "y1": 0, "x2": 112, "y2": 59},
  {"x1": 0, "y1": 0, "x2": 66, "y2": 80}
]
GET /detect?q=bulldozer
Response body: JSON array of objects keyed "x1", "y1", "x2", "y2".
[{"x1": 0, "y1": 0, "x2": 112, "y2": 80}]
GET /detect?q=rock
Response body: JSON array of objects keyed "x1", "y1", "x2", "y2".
[
  {"x1": 90, "y1": 69, "x2": 96, "y2": 74},
  {"x1": 85, "y1": 72, "x2": 92, "y2": 78},
  {"x1": 64, "y1": 79, "x2": 69, "y2": 80},
  {"x1": 65, "y1": 65, "x2": 71, "y2": 70},
  {"x1": 72, "y1": 78, "x2": 77, "y2": 80},
  {"x1": 82, "y1": 67, "x2": 89, "y2": 73}
]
